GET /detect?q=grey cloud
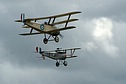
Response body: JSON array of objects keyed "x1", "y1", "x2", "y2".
[{"x1": 78, "y1": 0, "x2": 126, "y2": 21}]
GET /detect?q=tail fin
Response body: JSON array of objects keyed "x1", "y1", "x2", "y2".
[
  {"x1": 39, "y1": 47, "x2": 42, "y2": 53},
  {"x1": 36, "y1": 47, "x2": 42, "y2": 53},
  {"x1": 21, "y1": 13, "x2": 25, "y2": 22},
  {"x1": 36, "y1": 47, "x2": 38, "y2": 53}
]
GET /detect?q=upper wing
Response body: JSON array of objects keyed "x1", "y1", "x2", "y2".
[
  {"x1": 62, "y1": 48, "x2": 81, "y2": 51},
  {"x1": 44, "y1": 11, "x2": 81, "y2": 19},
  {"x1": 19, "y1": 32, "x2": 44, "y2": 36},
  {"x1": 15, "y1": 11, "x2": 81, "y2": 22}
]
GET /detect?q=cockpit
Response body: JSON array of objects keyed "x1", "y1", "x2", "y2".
[{"x1": 57, "y1": 51, "x2": 66, "y2": 54}]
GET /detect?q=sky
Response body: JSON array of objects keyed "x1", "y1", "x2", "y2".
[{"x1": 0, "y1": 0, "x2": 126, "y2": 84}]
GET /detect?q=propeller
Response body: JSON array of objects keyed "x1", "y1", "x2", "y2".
[{"x1": 56, "y1": 24, "x2": 64, "y2": 39}]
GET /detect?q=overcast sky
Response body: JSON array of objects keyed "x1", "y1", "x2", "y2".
[{"x1": 0, "y1": 0, "x2": 126, "y2": 84}]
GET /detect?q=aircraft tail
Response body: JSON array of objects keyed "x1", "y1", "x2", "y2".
[
  {"x1": 36, "y1": 47, "x2": 42, "y2": 53},
  {"x1": 21, "y1": 13, "x2": 25, "y2": 22}
]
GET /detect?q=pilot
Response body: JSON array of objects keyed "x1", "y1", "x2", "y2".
[
  {"x1": 44, "y1": 22, "x2": 47, "y2": 25},
  {"x1": 44, "y1": 21, "x2": 53, "y2": 26}
]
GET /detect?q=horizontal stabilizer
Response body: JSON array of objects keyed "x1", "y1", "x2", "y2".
[
  {"x1": 51, "y1": 19, "x2": 79, "y2": 25},
  {"x1": 15, "y1": 20, "x2": 22, "y2": 22},
  {"x1": 22, "y1": 25, "x2": 30, "y2": 28}
]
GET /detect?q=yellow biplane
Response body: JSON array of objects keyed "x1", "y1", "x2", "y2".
[{"x1": 15, "y1": 11, "x2": 81, "y2": 44}]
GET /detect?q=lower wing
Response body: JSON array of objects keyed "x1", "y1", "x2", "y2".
[
  {"x1": 19, "y1": 26, "x2": 76, "y2": 36},
  {"x1": 46, "y1": 26, "x2": 76, "y2": 33},
  {"x1": 66, "y1": 56, "x2": 77, "y2": 58},
  {"x1": 19, "y1": 32, "x2": 44, "y2": 36}
]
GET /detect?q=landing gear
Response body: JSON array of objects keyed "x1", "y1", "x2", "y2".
[
  {"x1": 43, "y1": 38, "x2": 48, "y2": 44},
  {"x1": 55, "y1": 60, "x2": 68, "y2": 67},
  {"x1": 54, "y1": 36, "x2": 59, "y2": 43},
  {"x1": 56, "y1": 61, "x2": 60, "y2": 67},
  {"x1": 63, "y1": 61, "x2": 68, "y2": 66},
  {"x1": 42, "y1": 34, "x2": 59, "y2": 44}
]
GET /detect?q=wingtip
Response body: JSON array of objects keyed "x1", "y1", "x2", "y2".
[
  {"x1": 19, "y1": 34, "x2": 27, "y2": 36},
  {"x1": 68, "y1": 26, "x2": 76, "y2": 28},
  {"x1": 77, "y1": 11, "x2": 82, "y2": 13},
  {"x1": 74, "y1": 11, "x2": 82, "y2": 14}
]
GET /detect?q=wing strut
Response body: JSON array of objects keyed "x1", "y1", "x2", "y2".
[
  {"x1": 52, "y1": 17, "x2": 56, "y2": 24},
  {"x1": 30, "y1": 28, "x2": 33, "y2": 34},
  {"x1": 65, "y1": 14, "x2": 71, "y2": 28},
  {"x1": 48, "y1": 18, "x2": 51, "y2": 24},
  {"x1": 30, "y1": 20, "x2": 36, "y2": 33},
  {"x1": 71, "y1": 49, "x2": 75, "y2": 56}
]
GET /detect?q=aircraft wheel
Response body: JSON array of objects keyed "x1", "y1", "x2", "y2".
[
  {"x1": 54, "y1": 36, "x2": 59, "y2": 43},
  {"x1": 43, "y1": 38, "x2": 48, "y2": 44},
  {"x1": 56, "y1": 61, "x2": 60, "y2": 67},
  {"x1": 63, "y1": 61, "x2": 67, "y2": 66}
]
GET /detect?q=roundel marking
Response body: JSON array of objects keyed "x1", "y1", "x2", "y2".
[{"x1": 40, "y1": 24, "x2": 44, "y2": 30}]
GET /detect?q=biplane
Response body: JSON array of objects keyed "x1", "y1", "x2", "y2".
[
  {"x1": 36, "y1": 47, "x2": 81, "y2": 67},
  {"x1": 15, "y1": 11, "x2": 81, "y2": 44}
]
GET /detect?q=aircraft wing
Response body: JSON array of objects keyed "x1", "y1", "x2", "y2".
[
  {"x1": 19, "y1": 26, "x2": 75, "y2": 36},
  {"x1": 51, "y1": 19, "x2": 79, "y2": 25},
  {"x1": 44, "y1": 11, "x2": 81, "y2": 19},
  {"x1": 61, "y1": 48, "x2": 81, "y2": 51},
  {"x1": 46, "y1": 26, "x2": 76, "y2": 33},
  {"x1": 66, "y1": 56, "x2": 77, "y2": 58},
  {"x1": 29, "y1": 11, "x2": 81, "y2": 21},
  {"x1": 19, "y1": 32, "x2": 45, "y2": 36},
  {"x1": 15, "y1": 11, "x2": 81, "y2": 22}
]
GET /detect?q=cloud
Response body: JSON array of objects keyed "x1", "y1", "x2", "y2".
[
  {"x1": 79, "y1": 17, "x2": 119, "y2": 57},
  {"x1": 0, "y1": 62, "x2": 58, "y2": 84},
  {"x1": 81, "y1": 42, "x2": 97, "y2": 52},
  {"x1": 0, "y1": 41, "x2": 9, "y2": 62},
  {"x1": 0, "y1": 3, "x2": 7, "y2": 14},
  {"x1": 92, "y1": 17, "x2": 119, "y2": 57}
]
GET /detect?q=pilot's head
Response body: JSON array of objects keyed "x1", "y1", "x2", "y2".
[{"x1": 44, "y1": 22, "x2": 47, "y2": 24}]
